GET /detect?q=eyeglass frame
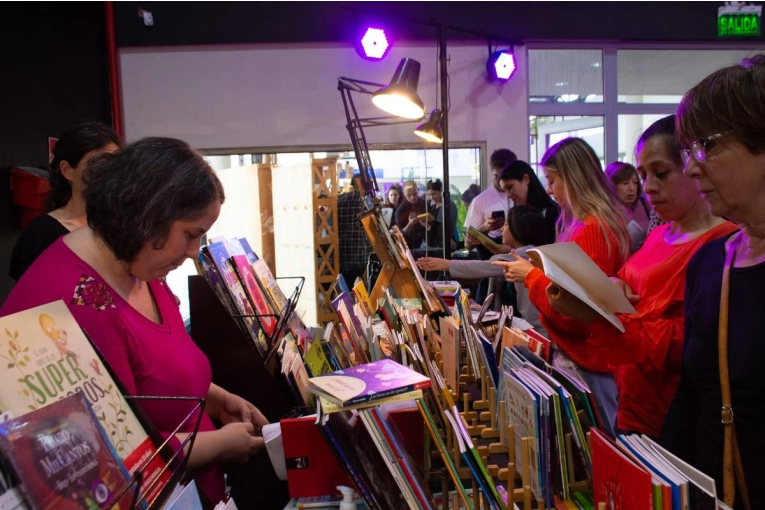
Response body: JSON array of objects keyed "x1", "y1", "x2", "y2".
[{"x1": 680, "y1": 133, "x2": 724, "y2": 167}]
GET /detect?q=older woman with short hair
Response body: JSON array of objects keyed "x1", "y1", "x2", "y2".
[{"x1": 660, "y1": 54, "x2": 765, "y2": 509}]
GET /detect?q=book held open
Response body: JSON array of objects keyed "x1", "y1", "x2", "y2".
[{"x1": 526, "y1": 242, "x2": 637, "y2": 332}]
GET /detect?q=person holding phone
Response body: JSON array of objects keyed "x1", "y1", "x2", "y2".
[{"x1": 464, "y1": 149, "x2": 516, "y2": 258}]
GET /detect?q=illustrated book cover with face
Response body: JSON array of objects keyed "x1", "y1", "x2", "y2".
[
  {"x1": 0, "y1": 392, "x2": 132, "y2": 510},
  {"x1": 307, "y1": 359, "x2": 431, "y2": 408},
  {"x1": 0, "y1": 301, "x2": 168, "y2": 505}
]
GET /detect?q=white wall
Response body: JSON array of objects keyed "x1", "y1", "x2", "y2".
[{"x1": 119, "y1": 41, "x2": 529, "y2": 181}]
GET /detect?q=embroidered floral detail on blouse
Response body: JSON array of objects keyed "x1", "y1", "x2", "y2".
[{"x1": 71, "y1": 274, "x2": 115, "y2": 311}]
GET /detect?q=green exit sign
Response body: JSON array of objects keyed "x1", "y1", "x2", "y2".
[{"x1": 718, "y1": 5, "x2": 762, "y2": 37}]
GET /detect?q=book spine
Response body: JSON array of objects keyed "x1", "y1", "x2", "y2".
[{"x1": 342, "y1": 381, "x2": 431, "y2": 407}]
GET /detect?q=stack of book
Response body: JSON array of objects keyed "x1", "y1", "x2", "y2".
[
  {"x1": 591, "y1": 428, "x2": 720, "y2": 510},
  {"x1": 0, "y1": 302, "x2": 180, "y2": 510}
]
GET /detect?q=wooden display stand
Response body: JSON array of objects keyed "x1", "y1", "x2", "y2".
[
  {"x1": 360, "y1": 210, "x2": 421, "y2": 304},
  {"x1": 312, "y1": 157, "x2": 340, "y2": 325}
]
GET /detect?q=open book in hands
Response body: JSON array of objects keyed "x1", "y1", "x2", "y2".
[
  {"x1": 416, "y1": 212, "x2": 436, "y2": 223},
  {"x1": 526, "y1": 242, "x2": 637, "y2": 332},
  {"x1": 467, "y1": 226, "x2": 501, "y2": 252}
]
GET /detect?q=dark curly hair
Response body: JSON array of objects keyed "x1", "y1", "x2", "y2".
[
  {"x1": 84, "y1": 137, "x2": 225, "y2": 262},
  {"x1": 46, "y1": 121, "x2": 121, "y2": 211}
]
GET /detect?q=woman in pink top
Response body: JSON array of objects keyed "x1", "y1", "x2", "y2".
[{"x1": 0, "y1": 138, "x2": 266, "y2": 505}]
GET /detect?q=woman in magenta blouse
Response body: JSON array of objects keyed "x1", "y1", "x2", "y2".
[{"x1": 0, "y1": 138, "x2": 266, "y2": 505}]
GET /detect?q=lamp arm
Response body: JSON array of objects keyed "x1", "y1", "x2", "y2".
[{"x1": 339, "y1": 79, "x2": 379, "y2": 197}]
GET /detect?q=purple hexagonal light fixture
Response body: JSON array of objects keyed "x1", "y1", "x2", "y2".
[
  {"x1": 359, "y1": 27, "x2": 390, "y2": 60},
  {"x1": 487, "y1": 50, "x2": 517, "y2": 81}
]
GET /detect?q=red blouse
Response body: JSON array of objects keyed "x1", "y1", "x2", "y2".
[
  {"x1": 524, "y1": 216, "x2": 627, "y2": 373},
  {"x1": 589, "y1": 221, "x2": 738, "y2": 436}
]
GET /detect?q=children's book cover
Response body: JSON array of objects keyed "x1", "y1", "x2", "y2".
[
  {"x1": 207, "y1": 242, "x2": 268, "y2": 356},
  {"x1": 308, "y1": 359, "x2": 431, "y2": 407},
  {"x1": 230, "y1": 254, "x2": 277, "y2": 337},
  {"x1": 0, "y1": 301, "x2": 165, "y2": 491},
  {"x1": 0, "y1": 392, "x2": 132, "y2": 510}
]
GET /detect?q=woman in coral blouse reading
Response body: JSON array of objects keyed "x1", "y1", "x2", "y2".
[
  {"x1": 0, "y1": 138, "x2": 267, "y2": 505},
  {"x1": 492, "y1": 137, "x2": 631, "y2": 438},
  {"x1": 568, "y1": 116, "x2": 736, "y2": 438}
]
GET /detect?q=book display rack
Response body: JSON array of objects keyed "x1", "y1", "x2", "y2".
[
  {"x1": 189, "y1": 274, "x2": 298, "y2": 421},
  {"x1": 107, "y1": 396, "x2": 206, "y2": 510}
]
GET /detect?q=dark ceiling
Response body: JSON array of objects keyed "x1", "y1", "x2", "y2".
[{"x1": 113, "y1": 2, "x2": 763, "y2": 47}]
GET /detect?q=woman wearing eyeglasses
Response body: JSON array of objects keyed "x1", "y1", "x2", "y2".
[{"x1": 659, "y1": 55, "x2": 765, "y2": 510}]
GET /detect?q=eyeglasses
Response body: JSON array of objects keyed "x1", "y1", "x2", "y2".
[{"x1": 680, "y1": 133, "x2": 723, "y2": 166}]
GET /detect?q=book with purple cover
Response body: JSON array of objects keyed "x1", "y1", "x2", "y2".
[{"x1": 308, "y1": 359, "x2": 431, "y2": 408}]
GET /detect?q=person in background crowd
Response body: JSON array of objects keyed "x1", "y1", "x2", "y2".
[
  {"x1": 464, "y1": 148, "x2": 517, "y2": 258},
  {"x1": 606, "y1": 161, "x2": 652, "y2": 253},
  {"x1": 455, "y1": 183, "x2": 481, "y2": 245},
  {"x1": 385, "y1": 184, "x2": 402, "y2": 210},
  {"x1": 395, "y1": 179, "x2": 427, "y2": 249},
  {"x1": 493, "y1": 137, "x2": 631, "y2": 438},
  {"x1": 461, "y1": 183, "x2": 481, "y2": 210},
  {"x1": 417, "y1": 205, "x2": 549, "y2": 335},
  {"x1": 422, "y1": 178, "x2": 458, "y2": 249},
  {"x1": 660, "y1": 54, "x2": 765, "y2": 508},
  {"x1": 498, "y1": 160, "x2": 560, "y2": 246},
  {"x1": 338, "y1": 184, "x2": 372, "y2": 284},
  {"x1": 1, "y1": 138, "x2": 268, "y2": 506},
  {"x1": 9, "y1": 120, "x2": 121, "y2": 281}
]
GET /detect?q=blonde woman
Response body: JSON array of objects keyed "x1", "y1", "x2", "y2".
[{"x1": 493, "y1": 137, "x2": 631, "y2": 437}]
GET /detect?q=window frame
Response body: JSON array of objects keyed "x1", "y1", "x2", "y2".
[{"x1": 526, "y1": 41, "x2": 765, "y2": 164}]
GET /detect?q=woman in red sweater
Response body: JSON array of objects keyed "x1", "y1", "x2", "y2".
[
  {"x1": 585, "y1": 116, "x2": 735, "y2": 437},
  {"x1": 493, "y1": 137, "x2": 631, "y2": 437}
]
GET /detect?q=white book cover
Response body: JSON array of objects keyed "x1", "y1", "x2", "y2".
[{"x1": 527, "y1": 242, "x2": 637, "y2": 332}]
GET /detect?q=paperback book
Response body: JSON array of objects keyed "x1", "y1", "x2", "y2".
[
  {"x1": 0, "y1": 301, "x2": 167, "y2": 502},
  {"x1": 0, "y1": 392, "x2": 132, "y2": 510},
  {"x1": 308, "y1": 359, "x2": 431, "y2": 408}
]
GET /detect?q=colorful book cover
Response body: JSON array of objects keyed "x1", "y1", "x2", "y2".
[
  {"x1": 331, "y1": 293, "x2": 369, "y2": 365},
  {"x1": 591, "y1": 429, "x2": 653, "y2": 510},
  {"x1": 230, "y1": 254, "x2": 277, "y2": 337},
  {"x1": 238, "y1": 238, "x2": 259, "y2": 264},
  {"x1": 504, "y1": 371, "x2": 541, "y2": 501},
  {"x1": 207, "y1": 242, "x2": 268, "y2": 356},
  {"x1": 0, "y1": 301, "x2": 167, "y2": 503},
  {"x1": 308, "y1": 359, "x2": 431, "y2": 408},
  {"x1": 303, "y1": 339, "x2": 333, "y2": 378},
  {"x1": 251, "y1": 259, "x2": 289, "y2": 313},
  {"x1": 0, "y1": 392, "x2": 131, "y2": 510}
]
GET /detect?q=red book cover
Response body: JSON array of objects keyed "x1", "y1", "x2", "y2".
[
  {"x1": 280, "y1": 415, "x2": 352, "y2": 498},
  {"x1": 230, "y1": 254, "x2": 277, "y2": 336},
  {"x1": 591, "y1": 428, "x2": 653, "y2": 510},
  {"x1": 0, "y1": 392, "x2": 132, "y2": 510},
  {"x1": 525, "y1": 328, "x2": 552, "y2": 362}
]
